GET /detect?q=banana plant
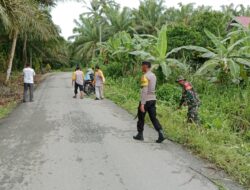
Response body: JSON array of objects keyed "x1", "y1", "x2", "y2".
[
  {"x1": 99, "y1": 31, "x2": 136, "y2": 74},
  {"x1": 167, "y1": 29, "x2": 250, "y2": 83},
  {"x1": 130, "y1": 25, "x2": 188, "y2": 79}
]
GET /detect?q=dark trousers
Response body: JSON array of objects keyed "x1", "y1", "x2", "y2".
[
  {"x1": 137, "y1": 100, "x2": 162, "y2": 132},
  {"x1": 23, "y1": 83, "x2": 34, "y2": 102},
  {"x1": 74, "y1": 83, "x2": 83, "y2": 95},
  {"x1": 187, "y1": 106, "x2": 199, "y2": 124}
]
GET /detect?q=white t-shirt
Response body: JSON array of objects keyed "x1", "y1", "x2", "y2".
[{"x1": 23, "y1": 67, "x2": 36, "y2": 84}]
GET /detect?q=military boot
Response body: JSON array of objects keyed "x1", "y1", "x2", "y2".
[
  {"x1": 133, "y1": 132, "x2": 144, "y2": 141},
  {"x1": 156, "y1": 130, "x2": 165, "y2": 143}
]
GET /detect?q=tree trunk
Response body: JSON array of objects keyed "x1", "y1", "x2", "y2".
[
  {"x1": 22, "y1": 33, "x2": 28, "y2": 66},
  {"x1": 99, "y1": 25, "x2": 102, "y2": 44},
  {"x1": 5, "y1": 30, "x2": 19, "y2": 83},
  {"x1": 29, "y1": 48, "x2": 32, "y2": 67}
]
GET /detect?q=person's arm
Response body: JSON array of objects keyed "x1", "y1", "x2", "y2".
[
  {"x1": 100, "y1": 71, "x2": 105, "y2": 83},
  {"x1": 140, "y1": 75, "x2": 149, "y2": 112},
  {"x1": 72, "y1": 72, "x2": 76, "y2": 86},
  {"x1": 179, "y1": 95, "x2": 185, "y2": 107},
  {"x1": 93, "y1": 72, "x2": 96, "y2": 85},
  {"x1": 178, "y1": 90, "x2": 186, "y2": 109}
]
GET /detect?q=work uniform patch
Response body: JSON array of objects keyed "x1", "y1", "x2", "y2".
[{"x1": 141, "y1": 75, "x2": 149, "y2": 87}]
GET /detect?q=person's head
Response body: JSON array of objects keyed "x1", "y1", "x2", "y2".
[
  {"x1": 176, "y1": 76, "x2": 186, "y2": 85},
  {"x1": 26, "y1": 63, "x2": 31, "y2": 68},
  {"x1": 141, "y1": 61, "x2": 151, "y2": 73},
  {"x1": 95, "y1": 65, "x2": 100, "y2": 71},
  {"x1": 76, "y1": 65, "x2": 80, "y2": 71}
]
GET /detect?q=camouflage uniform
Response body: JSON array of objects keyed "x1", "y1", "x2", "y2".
[{"x1": 179, "y1": 82, "x2": 200, "y2": 124}]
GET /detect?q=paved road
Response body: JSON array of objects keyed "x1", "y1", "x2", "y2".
[{"x1": 0, "y1": 73, "x2": 244, "y2": 190}]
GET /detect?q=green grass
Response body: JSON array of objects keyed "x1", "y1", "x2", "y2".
[
  {"x1": 0, "y1": 102, "x2": 17, "y2": 119},
  {"x1": 105, "y1": 77, "x2": 250, "y2": 188}
]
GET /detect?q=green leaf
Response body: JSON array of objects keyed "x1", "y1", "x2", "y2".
[
  {"x1": 160, "y1": 62, "x2": 171, "y2": 79},
  {"x1": 204, "y1": 29, "x2": 227, "y2": 55},
  {"x1": 166, "y1": 45, "x2": 213, "y2": 58},
  {"x1": 156, "y1": 25, "x2": 168, "y2": 59},
  {"x1": 195, "y1": 60, "x2": 219, "y2": 75},
  {"x1": 129, "y1": 50, "x2": 155, "y2": 60},
  {"x1": 200, "y1": 52, "x2": 216, "y2": 59},
  {"x1": 228, "y1": 36, "x2": 250, "y2": 53},
  {"x1": 166, "y1": 58, "x2": 188, "y2": 71},
  {"x1": 228, "y1": 60, "x2": 240, "y2": 79},
  {"x1": 235, "y1": 58, "x2": 250, "y2": 67}
]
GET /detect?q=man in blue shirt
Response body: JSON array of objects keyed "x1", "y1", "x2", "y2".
[{"x1": 84, "y1": 68, "x2": 94, "y2": 81}]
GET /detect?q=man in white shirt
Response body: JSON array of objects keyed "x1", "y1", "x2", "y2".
[{"x1": 23, "y1": 64, "x2": 36, "y2": 102}]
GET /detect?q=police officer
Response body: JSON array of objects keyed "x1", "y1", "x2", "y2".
[
  {"x1": 133, "y1": 61, "x2": 165, "y2": 143},
  {"x1": 176, "y1": 76, "x2": 201, "y2": 124}
]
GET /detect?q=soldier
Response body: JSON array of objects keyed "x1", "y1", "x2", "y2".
[
  {"x1": 176, "y1": 76, "x2": 201, "y2": 124},
  {"x1": 133, "y1": 61, "x2": 165, "y2": 143}
]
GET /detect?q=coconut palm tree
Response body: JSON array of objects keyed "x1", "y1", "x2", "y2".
[
  {"x1": 104, "y1": 6, "x2": 133, "y2": 35},
  {"x1": 71, "y1": 16, "x2": 100, "y2": 62},
  {"x1": 0, "y1": 0, "x2": 58, "y2": 83},
  {"x1": 133, "y1": 0, "x2": 166, "y2": 35}
]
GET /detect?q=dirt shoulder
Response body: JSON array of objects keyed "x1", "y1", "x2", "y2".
[{"x1": 0, "y1": 72, "x2": 53, "y2": 119}]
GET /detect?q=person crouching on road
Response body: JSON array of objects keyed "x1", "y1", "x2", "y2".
[
  {"x1": 133, "y1": 61, "x2": 165, "y2": 143},
  {"x1": 93, "y1": 65, "x2": 105, "y2": 100},
  {"x1": 72, "y1": 66, "x2": 84, "y2": 99},
  {"x1": 23, "y1": 63, "x2": 36, "y2": 102},
  {"x1": 176, "y1": 76, "x2": 201, "y2": 124}
]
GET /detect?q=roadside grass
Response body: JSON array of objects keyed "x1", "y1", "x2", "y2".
[
  {"x1": 0, "y1": 102, "x2": 17, "y2": 119},
  {"x1": 105, "y1": 77, "x2": 250, "y2": 188},
  {"x1": 0, "y1": 73, "x2": 23, "y2": 119},
  {"x1": 0, "y1": 72, "x2": 49, "y2": 119}
]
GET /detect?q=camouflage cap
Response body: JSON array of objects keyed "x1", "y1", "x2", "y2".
[{"x1": 176, "y1": 75, "x2": 186, "y2": 82}]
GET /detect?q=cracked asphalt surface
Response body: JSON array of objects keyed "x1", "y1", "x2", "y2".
[{"x1": 0, "y1": 73, "x2": 244, "y2": 190}]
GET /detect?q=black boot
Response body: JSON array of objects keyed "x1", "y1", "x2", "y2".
[
  {"x1": 133, "y1": 132, "x2": 144, "y2": 141},
  {"x1": 156, "y1": 130, "x2": 165, "y2": 143}
]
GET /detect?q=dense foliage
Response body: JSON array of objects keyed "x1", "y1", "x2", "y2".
[{"x1": 0, "y1": 0, "x2": 69, "y2": 83}]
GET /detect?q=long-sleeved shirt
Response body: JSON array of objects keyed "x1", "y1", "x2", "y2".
[
  {"x1": 140, "y1": 71, "x2": 157, "y2": 105},
  {"x1": 72, "y1": 70, "x2": 84, "y2": 85},
  {"x1": 179, "y1": 82, "x2": 200, "y2": 107},
  {"x1": 94, "y1": 69, "x2": 105, "y2": 87}
]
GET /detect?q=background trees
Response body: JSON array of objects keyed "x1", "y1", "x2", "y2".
[
  {"x1": 0, "y1": 0, "x2": 68, "y2": 83},
  {"x1": 71, "y1": 0, "x2": 250, "y2": 84}
]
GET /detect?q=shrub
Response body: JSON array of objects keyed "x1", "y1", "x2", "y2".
[
  {"x1": 156, "y1": 83, "x2": 181, "y2": 105},
  {"x1": 103, "y1": 62, "x2": 124, "y2": 78},
  {"x1": 45, "y1": 64, "x2": 51, "y2": 73}
]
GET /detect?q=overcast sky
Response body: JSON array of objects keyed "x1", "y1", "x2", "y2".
[{"x1": 51, "y1": 0, "x2": 250, "y2": 39}]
